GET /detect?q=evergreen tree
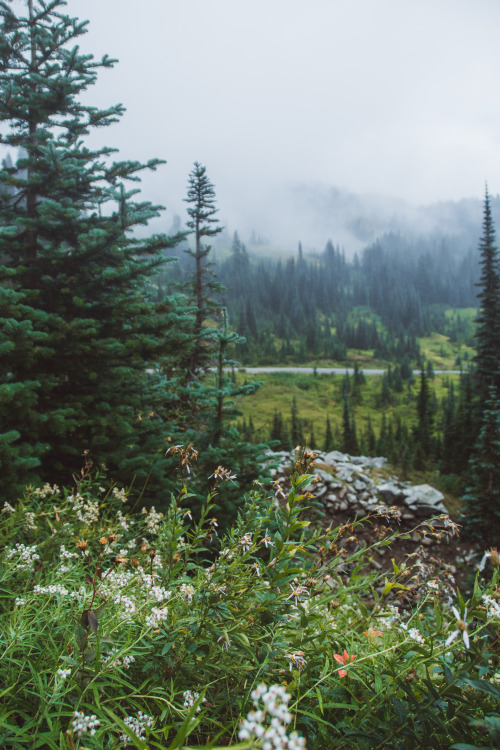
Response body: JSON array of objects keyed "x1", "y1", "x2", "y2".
[
  {"x1": 0, "y1": 0, "x2": 189, "y2": 498},
  {"x1": 183, "y1": 162, "x2": 223, "y2": 377},
  {"x1": 415, "y1": 369, "x2": 434, "y2": 460},
  {"x1": 461, "y1": 386, "x2": 500, "y2": 544},
  {"x1": 185, "y1": 309, "x2": 267, "y2": 524},
  {"x1": 290, "y1": 397, "x2": 304, "y2": 448},
  {"x1": 342, "y1": 392, "x2": 358, "y2": 455},
  {"x1": 324, "y1": 415, "x2": 334, "y2": 452},
  {"x1": 474, "y1": 187, "x2": 500, "y2": 396},
  {"x1": 270, "y1": 410, "x2": 290, "y2": 451}
]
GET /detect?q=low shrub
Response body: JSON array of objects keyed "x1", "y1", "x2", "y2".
[{"x1": 0, "y1": 447, "x2": 499, "y2": 749}]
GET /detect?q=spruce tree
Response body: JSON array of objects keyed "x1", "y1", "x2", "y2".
[
  {"x1": 461, "y1": 386, "x2": 500, "y2": 544},
  {"x1": 415, "y1": 369, "x2": 434, "y2": 461},
  {"x1": 474, "y1": 187, "x2": 500, "y2": 396},
  {"x1": 324, "y1": 415, "x2": 334, "y2": 452},
  {"x1": 0, "y1": 0, "x2": 188, "y2": 498},
  {"x1": 183, "y1": 162, "x2": 223, "y2": 378}
]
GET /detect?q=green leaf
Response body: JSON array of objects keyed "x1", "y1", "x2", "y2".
[
  {"x1": 382, "y1": 579, "x2": 393, "y2": 595},
  {"x1": 464, "y1": 679, "x2": 500, "y2": 701}
]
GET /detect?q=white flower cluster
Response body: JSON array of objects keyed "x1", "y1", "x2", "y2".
[
  {"x1": 113, "y1": 594, "x2": 136, "y2": 614},
  {"x1": 15, "y1": 597, "x2": 26, "y2": 607},
  {"x1": 77, "y1": 500, "x2": 100, "y2": 526},
  {"x1": 24, "y1": 511, "x2": 38, "y2": 531},
  {"x1": 5, "y1": 543, "x2": 40, "y2": 571},
  {"x1": 72, "y1": 711, "x2": 99, "y2": 737},
  {"x1": 68, "y1": 493, "x2": 99, "y2": 525},
  {"x1": 406, "y1": 626, "x2": 425, "y2": 644},
  {"x1": 378, "y1": 604, "x2": 400, "y2": 628},
  {"x1": 112, "y1": 487, "x2": 128, "y2": 503},
  {"x1": 180, "y1": 583, "x2": 195, "y2": 602},
  {"x1": 102, "y1": 647, "x2": 135, "y2": 669},
  {"x1": 145, "y1": 606, "x2": 168, "y2": 629},
  {"x1": 483, "y1": 594, "x2": 500, "y2": 620},
  {"x1": 2, "y1": 501, "x2": 15, "y2": 513},
  {"x1": 141, "y1": 506, "x2": 164, "y2": 535},
  {"x1": 183, "y1": 690, "x2": 207, "y2": 712},
  {"x1": 34, "y1": 483, "x2": 60, "y2": 498},
  {"x1": 100, "y1": 568, "x2": 135, "y2": 595},
  {"x1": 147, "y1": 585, "x2": 171, "y2": 603},
  {"x1": 34, "y1": 583, "x2": 69, "y2": 596},
  {"x1": 60, "y1": 544, "x2": 79, "y2": 560},
  {"x1": 117, "y1": 510, "x2": 130, "y2": 530},
  {"x1": 140, "y1": 572, "x2": 160, "y2": 589},
  {"x1": 239, "y1": 683, "x2": 306, "y2": 749},
  {"x1": 119, "y1": 711, "x2": 154, "y2": 743},
  {"x1": 56, "y1": 668, "x2": 72, "y2": 679},
  {"x1": 59, "y1": 543, "x2": 79, "y2": 572}
]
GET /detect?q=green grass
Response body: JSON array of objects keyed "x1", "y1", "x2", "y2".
[
  {"x1": 234, "y1": 370, "x2": 461, "y2": 449},
  {"x1": 418, "y1": 331, "x2": 475, "y2": 370}
]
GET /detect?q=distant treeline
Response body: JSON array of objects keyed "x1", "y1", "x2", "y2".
[{"x1": 159, "y1": 231, "x2": 478, "y2": 364}]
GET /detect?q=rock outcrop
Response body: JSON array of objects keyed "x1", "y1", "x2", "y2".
[{"x1": 268, "y1": 449, "x2": 448, "y2": 520}]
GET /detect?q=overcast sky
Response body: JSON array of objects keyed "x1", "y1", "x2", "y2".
[{"x1": 40, "y1": 1, "x2": 500, "y2": 241}]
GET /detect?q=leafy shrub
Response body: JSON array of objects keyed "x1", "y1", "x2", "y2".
[{"x1": 0, "y1": 448, "x2": 499, "y2": 749}]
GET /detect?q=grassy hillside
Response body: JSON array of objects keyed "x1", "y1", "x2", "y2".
[{"x1": 233, "y1": 370, "x2": 460, "y2": 448}]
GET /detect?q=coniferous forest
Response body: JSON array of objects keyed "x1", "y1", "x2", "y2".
[{"x1": 1, "y1": 3, "x2": 500, "y2": 749}]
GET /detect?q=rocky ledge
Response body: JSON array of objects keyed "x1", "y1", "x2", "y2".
[
  {"x1": 269, "y1": 449, "x2": 448, "y2": 521},
  {"x1": 267, "y1": 449, "x2": 479, "y2": 589}
]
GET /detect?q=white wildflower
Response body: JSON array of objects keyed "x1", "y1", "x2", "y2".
[
  {"x1": 56, "y1": 668, "x2": 71, "y2": 679},
  {"x1": 119, "y1": 711, "x2": 154, "y2": 743},
  {"x1": 180, "y1": 583, "x2": 195, "y2": 602},
  {"x1": 34, "y1": 483, "x2": 60, "y2": 498},
  {"x1": 287, "y1": 583, "x2": 309, "y2": 607},
  {"x1": 102, "y1": 647, "x2": 135, "y2": 669},
  {"x1": 33, "y1": 584, "x2": 69, "y2": 596},
  {"x1": 217, "y1": 634, "x2": 231, "y2": 651},
  {"x1": 5, "y1": 543, "x2": 40, "y2": 572},
  {"x1": 112, "y1": 487, "x2": 128, "y2": 503},
  {"x1": 260, "y1": 529, "x2": 275, "y2": 548},
  {"x1": 239, "y1": 683, "x2": 306, "y2": 749},
  {"x1": 482, "y1": 593, "x2": 500, "y2": 620},
  {"x1": 479, "y1": 548, "x2": 499, "y2": 572},
  {"x1": 239, "y1": 533, "x2": 253, "y2": 552},
  {"x1": 141, "y1": 506, "x2": 164, "y2": 535},
  {"x1": 23, "y1": 511, "x2": 38, "y2": 531},
  {"x1": 145, "y1": 606, "x2": 168, "y2": 629},
  {"x1": 113, "y1": 594, "x2": 136, "y2": 615},
  {"x1": 183, "y1": 689, "x2": 207, "y2": 712},
  {"x1": 284, "y1": 651, "x2": 306, "y2": 671},
  {"x1": 445, "y1": 606, "x2": 470, "y2": 649},
  {"x1": 2, "y1": 501, "x2": 15, "y2": 513},
  {"x1": 72, "y1": 711, "x2": 99, "y2": 737}
]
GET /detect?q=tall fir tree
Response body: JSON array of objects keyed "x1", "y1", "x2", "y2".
[
  {"x1": 461, "y1": 386, "x2": 500, "y2": 544},
  {"x1": 324, "y1": 415, "x2": 334, "y2": 452},
  {"x1": 461, "y1": 189, "x2": 500, "y2": 540},
  {"x1": 0, "y1": 0, "x2": 189, "y2": 499},
  {"x1": 415, "y1": 368, "x2": 434, "y2": 458},
  {"x1": 184, "y1": 309, "x2": 267, "y2": 524},
  {"x1": 183, "y1": 162, "x2": 223, "y2": 379},
  {"x1": 474, "y1": 187, "x2": 500, "y2": 397}
]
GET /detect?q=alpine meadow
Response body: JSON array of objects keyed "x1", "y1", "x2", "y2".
[{"x1": 0, "y1": 2, "x2": 499, "y2": 749}]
